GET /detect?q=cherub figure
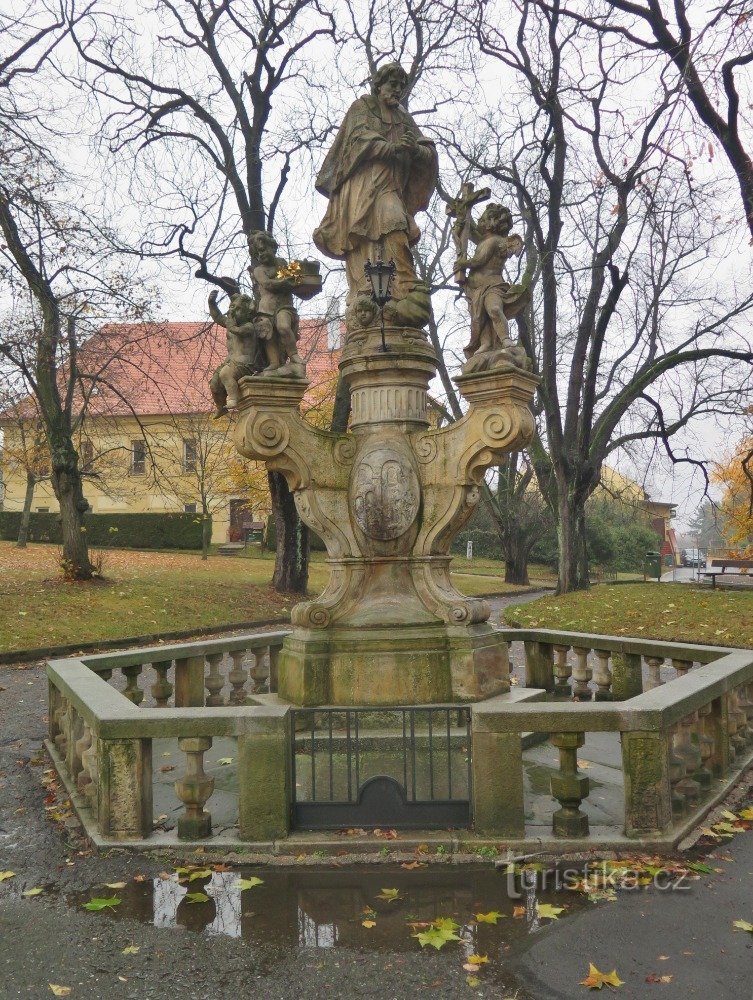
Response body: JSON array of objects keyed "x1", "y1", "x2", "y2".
[
  {"x1": 247, "y1": 230, "x2": 306, "y2": 378},
  {"x1": 454, "y1": 202, "x2": 531, "y2": 373},
  {"x1": 208, "y1": 286, "x2": 263, "y2": 417}
]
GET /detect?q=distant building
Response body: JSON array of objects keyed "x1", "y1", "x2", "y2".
[
  {"x1": 599, "y1": 466, "x2": 679, "y2": 565},
  {"x1": 0, "y1": 319, "x2": 341, "y2": 544}
]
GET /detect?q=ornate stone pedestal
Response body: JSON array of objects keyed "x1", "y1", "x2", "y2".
[{"x1": 233, "y1": 325, "x2": 538, "y2": 705}]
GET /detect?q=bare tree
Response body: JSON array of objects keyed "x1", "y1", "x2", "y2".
[
  {"x1": 0, "y1": 383, "x2": 51, "y2": 547},
  {"x1": 445, "y1": 2, "x2": 753, "y2": 591},
  {"x1": 72, "y1": 0, "x2": 338, "y2": 592},
  {"x1": 547, "y1": 0, "x2": 753, "y2": 240}
]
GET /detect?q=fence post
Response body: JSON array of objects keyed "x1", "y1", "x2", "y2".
[
  {"x1": 97, "y1": 737, "x2": 153, "y2": 839},
  {"x1": 238, "y1": 709, "x2": 291, "y2": 841},
  {"x1": 523, "y1": 641, "x2": 554, "y2": 692},
  {"x1": 174, "y1": 655, "x2": 206, "y2": 707},
  {"x1": 472, "y1": 712, "x2": 525, "y2": 837},
  {"x1": 621, "y1": 730, "x2": 672, "y2": 836},
  {"x1": 611, "y1": 652, "x2": 643, "y2": 700}
]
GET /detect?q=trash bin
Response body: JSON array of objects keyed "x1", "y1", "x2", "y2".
[{"x1": 644, "y1": 551, "x2": 661, "y2": 582}]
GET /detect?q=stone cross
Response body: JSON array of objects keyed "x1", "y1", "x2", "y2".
[{"x1": 446, "y1": 181, "x2": 491, "y2": 284}]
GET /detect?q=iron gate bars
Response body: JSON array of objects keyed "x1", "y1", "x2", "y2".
[{"x1": 290, "y1": 705, "x2": 472, "y2": 830}]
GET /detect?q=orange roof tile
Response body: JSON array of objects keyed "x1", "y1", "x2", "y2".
[{"x1": 4, "y1": 319, "x2": 342, "y2": 420}]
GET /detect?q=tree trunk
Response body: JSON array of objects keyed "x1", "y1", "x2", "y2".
[
  {"x1": 50, "y1": 440, "x2": 93, "y2": 581},
  {"x1": 557, "y1": 493, "x2": 590, "y2": 593},
  {"x1": 505, "y1": 548, "x2": 531, "y2": 586},
  {"x1": 201, "y1": 513, "x2": 212, "y2": 560},
  {"x1": 17, "y1": 472, "x2": 36, "y2": 548},
  {"x1": 269, "y1": 470, "x2": 309, "y2": 593}
]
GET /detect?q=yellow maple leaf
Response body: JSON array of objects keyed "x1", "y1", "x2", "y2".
[
  {"x1": 467, "y1": 954, "x2": 489, "y2": 965},
  {"x1": 49, "y1": 987, "x2": 72, "y2": 997},
  {"x1": 580, "y1": 962, "x2": 625, "y2": 989}
]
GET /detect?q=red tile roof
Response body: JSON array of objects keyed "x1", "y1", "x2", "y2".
[{"x1": 6, "y1": 319, "x2": 341, "y2": 420}]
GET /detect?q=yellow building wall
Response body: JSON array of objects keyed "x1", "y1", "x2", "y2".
[{"x1": 0, "y1": 413, "x2": 266, "y2": 545}]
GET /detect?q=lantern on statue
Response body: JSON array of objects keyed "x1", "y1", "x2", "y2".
[{"x1": 363, "y1": 256, "x2": 396, "y2": 352}]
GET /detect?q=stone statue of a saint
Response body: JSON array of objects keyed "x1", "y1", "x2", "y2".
[
  {"x1": 208, "y1": 286, "x2": 263, "y2": 416},
  {"x1": 313, "y1": 62, "x2": 438, "y2": 333},
  {"x1": 453, "y1": 202, "x2": 531, "y2": 373}
]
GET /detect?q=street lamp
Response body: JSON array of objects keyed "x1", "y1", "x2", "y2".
[{"x1": 363, "y1": 256, "x2": 396, "y2": 352}]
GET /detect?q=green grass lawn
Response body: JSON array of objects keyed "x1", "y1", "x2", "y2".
[
  {"x1": 0, "y1": 542, "x2": 542, "y2": 654},
  {"x1": 503, "y1": 582, "x2": 753, "y2": 649}
]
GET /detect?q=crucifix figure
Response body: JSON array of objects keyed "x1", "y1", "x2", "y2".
[{"x1": 446, "y1": 181, "x2": 491, "y2": 286}]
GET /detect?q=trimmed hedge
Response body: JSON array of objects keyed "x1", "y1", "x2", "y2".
[{"x1": 0, "y1": 511, "x2": 206, "y2": 550}]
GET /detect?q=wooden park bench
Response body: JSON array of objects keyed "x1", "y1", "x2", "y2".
[{"x1": 702, "y1": 558, "x2": 753, "y2": 589}]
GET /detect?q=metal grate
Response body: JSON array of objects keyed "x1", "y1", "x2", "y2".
[{"x1": 290, "y1": 705, "x2": 472, "y2": 830}]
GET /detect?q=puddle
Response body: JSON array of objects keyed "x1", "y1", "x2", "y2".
[{"x1": 61, "y1": 864, "x2": 602, "y2": 990}]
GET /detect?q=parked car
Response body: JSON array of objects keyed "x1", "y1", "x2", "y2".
[{"x1": 681, "y1": 548, "x2": 705, "y2": 567}]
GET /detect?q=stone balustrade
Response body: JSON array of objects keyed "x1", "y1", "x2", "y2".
[
  {"x1": 46, "y1": 627, "x2": 753, "y2": 852},
  {"x1": 76, "y1": 632, "x2": 288, "y2": 709},
  {"x1": 510, "y1": 629, "x2": 731, "y2": 702},
  {"x1": 473, "y1": 635, "x2": 753, "y2": 843}
]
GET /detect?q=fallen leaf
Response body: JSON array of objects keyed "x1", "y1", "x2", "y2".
[
  {"x1": 158, "y1": 764, "x2": 176, "y2": 773},
  {"x1": 646, "y1": 973, "x2": 672, "y2": 983},
  {"x1": 376, "y1": 888, "x2": 402, "y2": 901},
  {"x1": 186, "y1": 869, "x2": 213, "y2": 882},
  {"x1": 236, "y1": 877, "x2": 264, "y2": 891},
  {"x1": 536, "y1": 903, "x2": 565, "y2": 920},
  {"x1": 657, "y1": 955, "x2": 670, "y2": 960},
  {"x1": 412, "y1": 926, "x2": 461, "y2": 950},
  {"x1": 0, "y1": 871, "x2": 16, "y2": 882},
  {"x1": 133, "y1": 874, "x2": 147, "y2": 883},
  {"x1": 184, "y1": 892, "x2": 209, "y2": 904},
  {"x1": 104, "y1": 882, "x2": 127, "y2": 889},
  {"x1": 738, "y1": 807, "x2": 753, "y2": 820},
  {"x1": 22, "y1": 887, "x2": 44, "y2": 897},
  {"x1": 577, "y1": 759, "x2": 592, "y2": 769},
  {"x1": 48, "y1": 987, "x2": 72, "y2": 997},
  {"x1": 467, "y1": 954, "x2": 489, "y2": 965},
  {"x1": 580, "y1": 963, "x2": 624, "y2": 989},
  {"x1": 512, "y1": 905, "x2": 526, "y2": 918},
  {"x1": 463, "y1": 962, "x2": 481, "y2": 972},
  {"x1": 401, "y1": 861, "x2": 426, "y2": 870},
  {"x1": 122, "y1": 945, "x2": 140, "y2": 955},
  {"x1": 732, "y1": 919, "x2": 753, "y2": 932},
  {"x1": 362, "y1": 919, "x2": 376, "y2": 928},
  {"x1": 82, "y1": 896, "x2": 121, "y2": 912},
  {"x1": 433, "y1": 917, "x2": 461, "y2": 932},
  {"x1": 474, "y1": 910, "x2": 504, "y2": 923},
  {"x1": 216, "y1": 757, "x2": 233, "y2": 765},
  {"x1": 466, "y1": 976, "x2": 481, "y2": 987}
]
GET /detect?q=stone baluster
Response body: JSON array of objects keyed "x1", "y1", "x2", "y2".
[
  {"x1": 81, "y1": 733, "x2": 98, "y2": 816},
  {"x1": 552, "y1": 645, "x2": 572, "y2": 697},
  {"x1": 249, "y1": 648, "x2": 270, "y2": 694},
  {"x1": 592, "y1": 650, "x2": 613, "y2": 701},
  {"x1": 268, "y1": 645, "x2": 281, "y2": 693},
  {"x1": 228, "y1": 650, "x2": 249, "y2": 704},
  {"x1": 672, "y1": 716, "x2": 701, "y2": 807},
  {"x1": 728, "y1": 690, "x2": 747, "y2": 756},
  {"x1": 672, "y1": 658, "x2": 693, "y2": 679},
  {"x1": 122, "y1": 665, "x2": 144, "y2": 705},
  {"x1": 66, "y1": 707, "x2": 84, "y2": 782},
  {"x1": 205, "y1": 653, "x2": 225, "y2": 707},
  {"x1": 76, "y1": 723, "x2": 93, "y2": 793},
  {"x1": 48, "y1": 684, "x2": 63, "y2": 742},
  {"x1": 687, "y1": 707, "x2": 714, "y2": 791},
  {"x1": 645, "y1": 656, "x2": 664, "y2": 690},
  {"x1": 151, "y1": 660, "x2": 174, "y2": 707},
  {"x1": 570, "y1": 647, "x2": 592, "y2": 701},
  {"x1": 668, "y1": 725, "x2": 688, "y2": 816},
  {"x1": 175, "y1": 737, "x2": 214, "y2": 839},
  {"x1": 54, "y1": 698, "x2": 70, "y2": 756},
  {"x1": 735, "y1": 684, "x2": 753, "y2": 743},
  {"x1": 549, "y1": 732, "x2": 589, "y2": 837}
]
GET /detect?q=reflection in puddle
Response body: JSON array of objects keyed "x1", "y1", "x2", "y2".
[{"x1": 70, "y1": 866, "x2": 595, "y2": 964}]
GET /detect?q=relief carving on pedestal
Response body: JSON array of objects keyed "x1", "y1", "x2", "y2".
[{"x1": 351, "y1": 447, "x2": 420, "y2": 541}]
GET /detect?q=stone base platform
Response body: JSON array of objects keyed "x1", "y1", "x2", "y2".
[{"x1": 277, "y1": 622, "x2": 511, "y2": 706}]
